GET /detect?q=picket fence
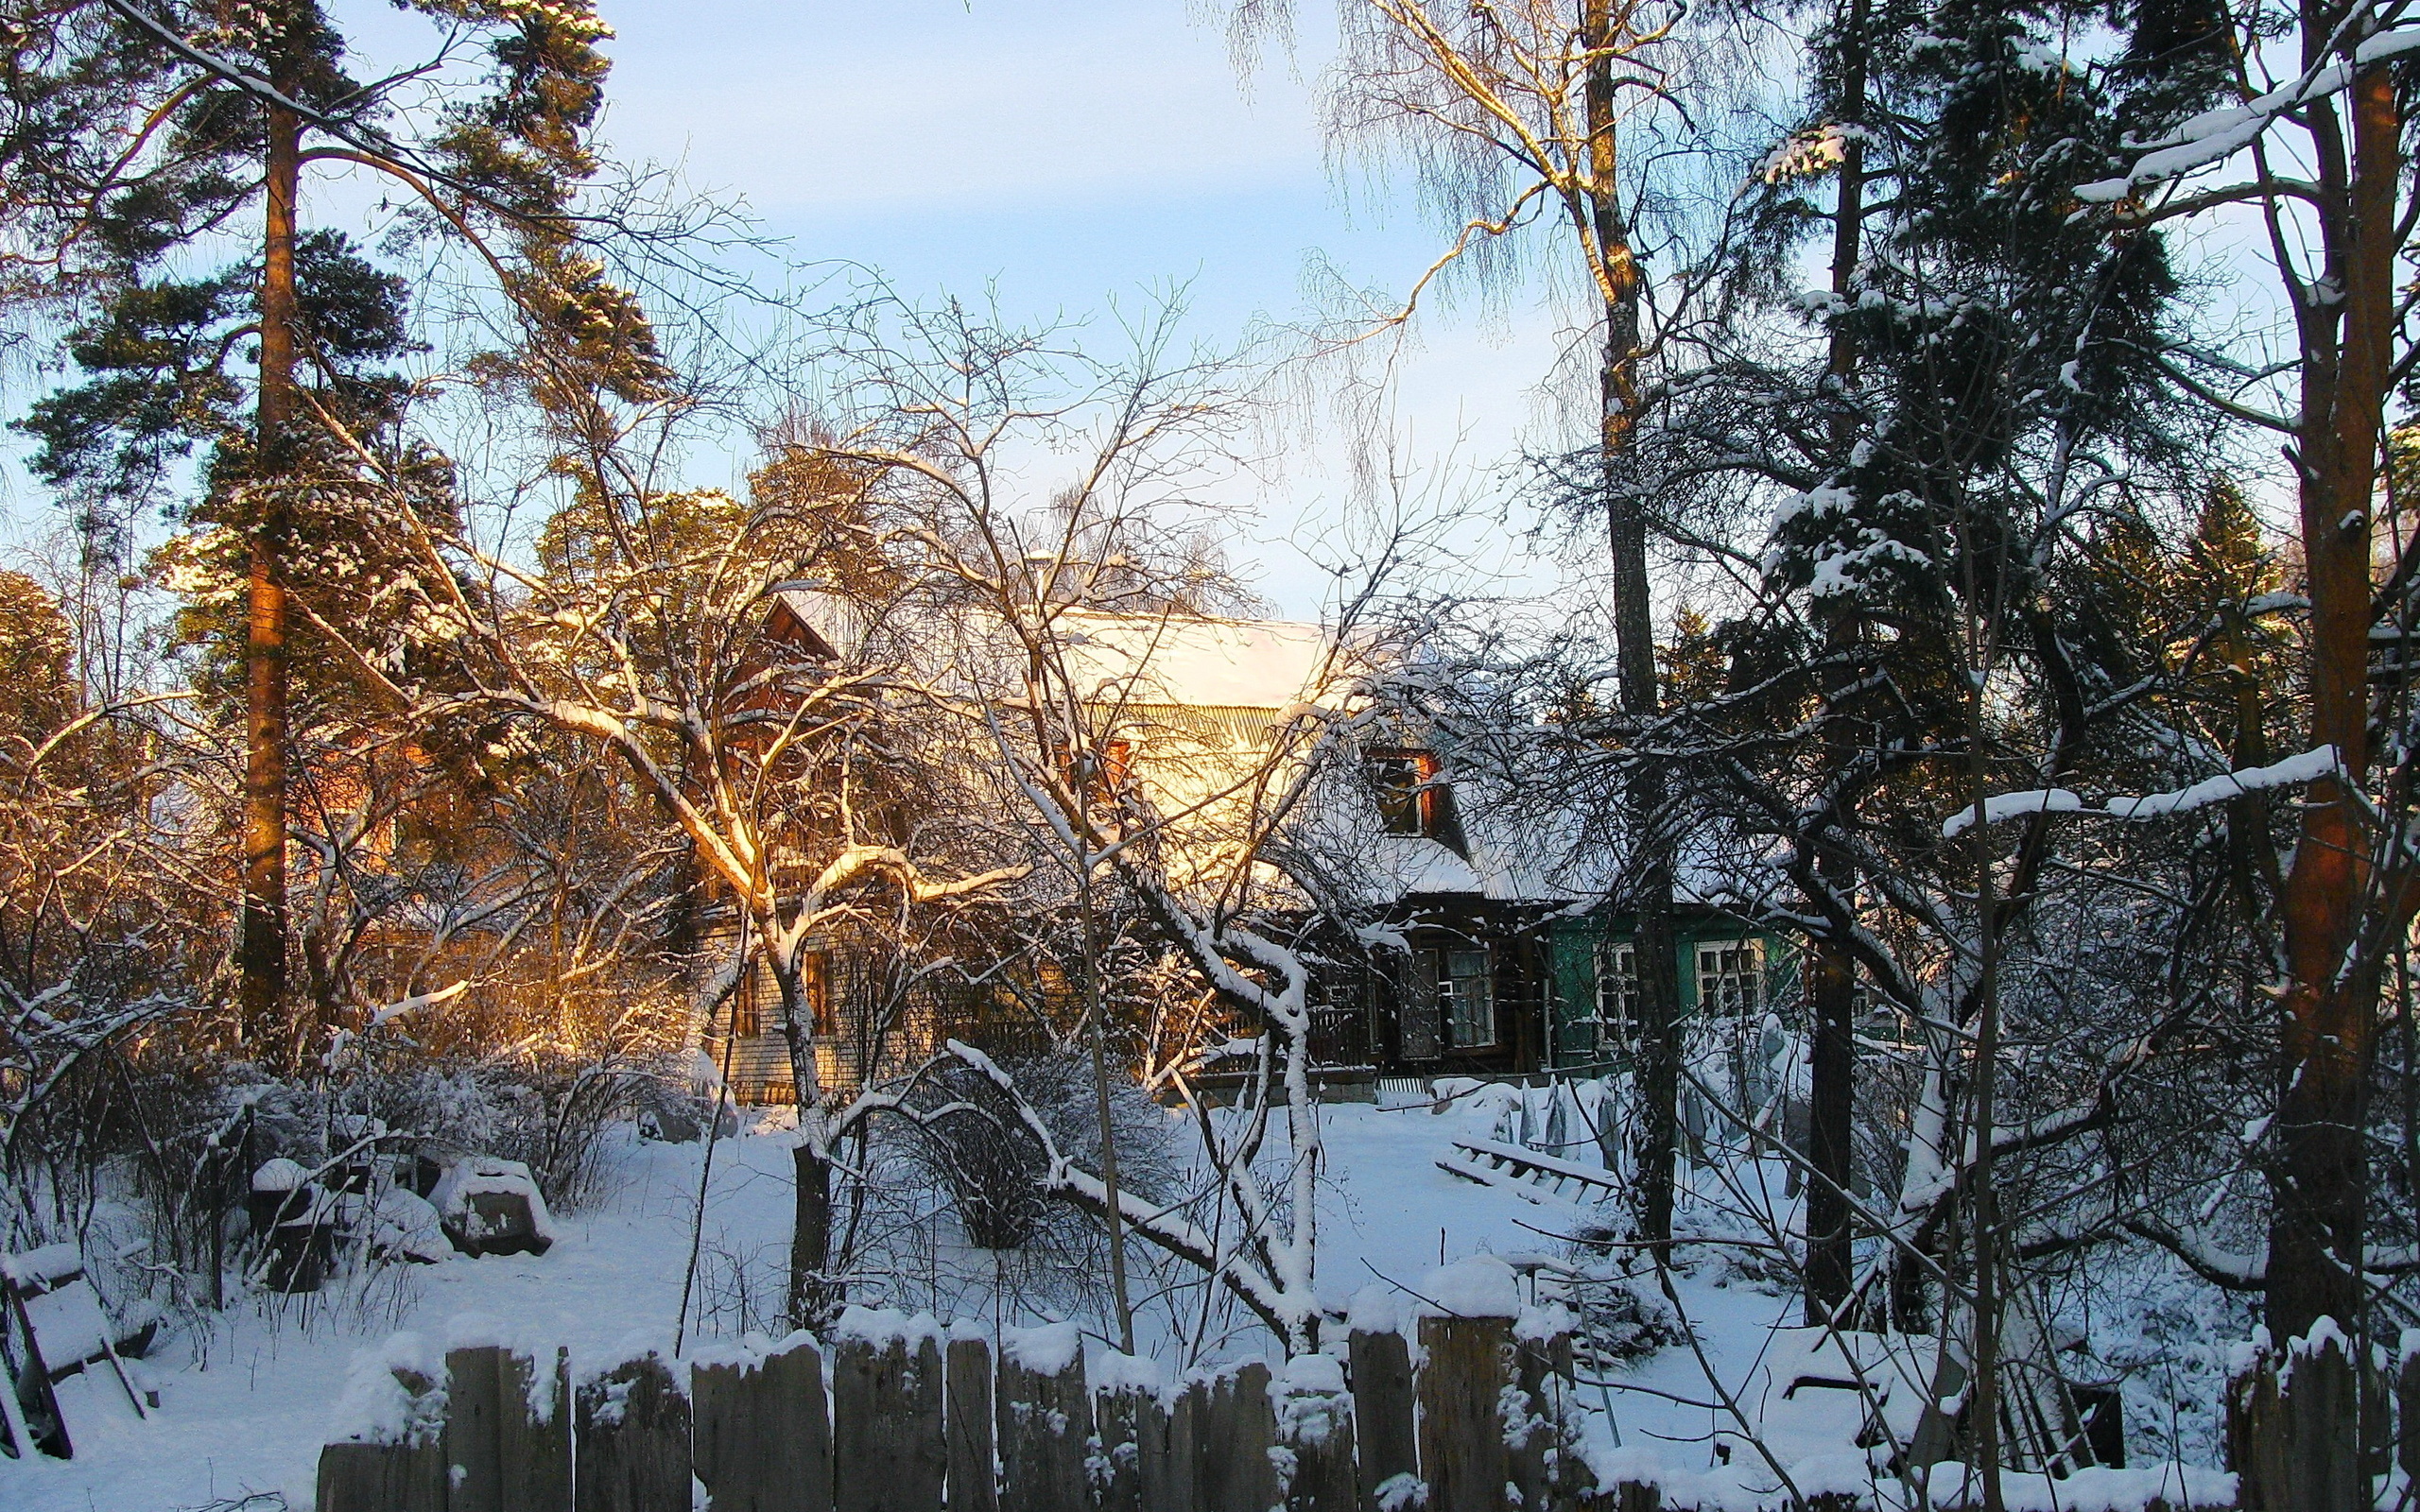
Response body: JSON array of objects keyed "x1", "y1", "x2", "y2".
[{"x1": 316, "y1": 1312, "x2": 1621, "y2": 1512}]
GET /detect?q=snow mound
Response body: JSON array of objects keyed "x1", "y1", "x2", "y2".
[
  {"x1": 1001, "y1": 1320, "x2": 1082, "y2": 1376},
  {"x1": 1416, "y1": 1254, "x2": 1521, "y2": 1318},
  {"x1": 831, "y1": 1306, "x2": 944, "y2": 1352}
]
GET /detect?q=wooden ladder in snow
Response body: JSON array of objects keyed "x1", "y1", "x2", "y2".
[{"x1": 1436, "y1": 1138, "x2": 1621, "y2": 1210}]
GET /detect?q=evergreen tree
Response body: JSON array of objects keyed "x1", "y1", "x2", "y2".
[{"x1": 0, "y1": 0, "x2": 659, "y2": 1064}]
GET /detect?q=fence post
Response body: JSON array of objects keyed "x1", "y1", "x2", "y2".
[
  {"x1": 2399, "y1": 1333, "x2": 2420, "y2": 1484},
  {"x1": 694, "y1": 1333, "x2": 831, "y2": 1512},
  {"x1": 501, "y1": 1347, "x2": 574, "y2": 1512},
  {"x1": 1276, "y1": 1356, "x2": 1357, "y2": 1512},
  {"x1": 1418, "y1": 1314, "x2": 1514, "y2": 1512},
  {"x1": 1348, "y1": 1328, "x2": 1417, "y2": 1512},
  {"x1": 1200, "y1": 1362, "x2": 1281, "y2": 1512},
  {"x1": 314, "y1": 1359, "x2": 445, "y2": 1512},
  {"x1": 577, "y1": 1350, "x2": 691, "y2": 1512},
  {"x1": 1156, "y1": 1378, "x2": 1206, "y2": 1512},
  {"x1": 445, "y1": 1344, "x2": 508, "y2": 1512},
  {"x1": 997, "y1": 1324, "x2": 1091, "y2": 1512},
  {"x1": 946, "y1": 1334, "x2": 997, "y2": 1512},
  {"x1": 834, "y1": 1320, "x2": 947, "y2": 1512},
  {"x1": 1098, "y1": 1354, "x2": 1171, "y2": 1509}
]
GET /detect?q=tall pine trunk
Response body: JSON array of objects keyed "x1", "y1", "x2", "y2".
[
  {"x1": 2267, "y1": 36, "x2": 2399, "y2": 1359},
  {"x1": 1804, "y1": 0, "x2": 1869, "y2": 1325},
  {"x1": 240, "y1": 97, "x2": 299, "y2": 1061}
]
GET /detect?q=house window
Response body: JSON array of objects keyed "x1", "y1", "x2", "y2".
[
  {"x1": 1436, "y1": 948, "x2": 1495, "y2": 1049},
  {"x1": 1594, "y1": 941, "x2": 1637, "y2": 1050},
  {"x1": 1696, "y1": 940, "x2": 1763, "y2": 1017},
  {"x1": 1371, "y1": 750, "x2": 1442, "y2": 837}
]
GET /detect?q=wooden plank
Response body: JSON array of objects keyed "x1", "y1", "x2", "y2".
[
  {"x1": 1199, "y1": 1362, "x2": 1279, "y2": 1512},
  {"x1": 1418, "y1": 1315, "x2": 1512, "y2": 1512},
  {"x1": 1094, "y1": 1383, "x2": 1152, "y2": 1512},
  {"x1": 996, "y1": 1338, "x2": 1090, "y2": 1512},
  {"x1": 315, "y1": 1438, "x2": 446, "y2": 1512},
  {"x1": 694, "y1": 1334, "x2": 830, "y2": 1512},
  {"x1": 1348, "y1": 1329, "x2": 1417, "y2": 1512},
  {"x1": 945, "y1": 1337, "x2": 996, "y2": 1512},
  {"x1": 1275, "y1": 1363, "x2": 1356, "y2": 1512},
  {"x1": 834, "y1": 1332, "x2": 947, "y2": 1512},
  {"x1": 577, "y1": 1352, "x2": 692, "y2": 1512},
  {"x1": 1153, "y1": 1379, "x2": 1205, "y2": 1512},
  {"x1": 445, "y1": 1344, "x2": 508, "y2": 1512},
  {"x1": 500, "y1": 1347, "x2": 574, "y2": 1512}
]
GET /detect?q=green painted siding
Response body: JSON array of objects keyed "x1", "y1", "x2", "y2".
[{"x1": 1541, "y1": 909, "x2": 1800, "y2": 1070}]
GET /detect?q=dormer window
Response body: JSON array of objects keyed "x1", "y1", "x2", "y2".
[{"x1": 1371, "y1": 749, "x2": 1443, "y2": 837}]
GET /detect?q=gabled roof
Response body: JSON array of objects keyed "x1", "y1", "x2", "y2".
[{"x1": 1055, "y1": 611, "x2": 1334, "y2": 711}]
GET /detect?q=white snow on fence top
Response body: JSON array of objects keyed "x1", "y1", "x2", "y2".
[
  {"x1": 1940, "y1": 747, "x2": 2337, "y2": 838},
  {"x1": 0, "y1": 1242, "x2": 81, "y2": 1287},
  {"x1": 1000, "y1": 1319, "x2": 1083, "y2": 1376},
  {"x1": 1057, "y1": 611, "x2": 1334, "y2": 711},
  {"x1": 327, "y1": 1331, "x2": 445, "y2": 1446},
  {"x1": 1415, "y1": 1254, "x2": 1522, "y2": 1318},
  {"x1": 686, "y1": 1329, "x2": 821, "y2": 1372},
  {"x1": 830, "y1": 1305, "x2": 945, "y2": 1352},
  {"x1": 1275, "y1": 1352, "x2": 1347, "y2": 1396},
  {"x1": 1091, "y1": 1348, "x2": 1172, "y2": 1396},
  {"x1": 1347, "y1": 1282, "x2": 1402, "y2": 1335}
]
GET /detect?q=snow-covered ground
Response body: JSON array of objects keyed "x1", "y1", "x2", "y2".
[{"x1": 1, "y1": 1091, "x2": 2232, "y2": 1511}]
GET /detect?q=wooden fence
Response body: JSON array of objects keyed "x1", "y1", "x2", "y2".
[{"x1": 316, "y1": 1314, "x2": 1592, "y2": 1512}]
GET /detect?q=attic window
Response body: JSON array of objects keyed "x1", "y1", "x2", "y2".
[{"x1": 1371, "y1": 750, "x2": 1443, "y2": 837}]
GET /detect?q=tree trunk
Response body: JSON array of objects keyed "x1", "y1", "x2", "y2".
[
  {"x1": 1804, "y1": 0, "x2": 1870, "y2": 1327},
  {"x1": 241, "y1": 95, "x2": 299, "y2": 1063},
  {"x1": 2267, "y1": 40, "x2": 2399, "y2": 1358},
  {"x1": 1582, "y1": 0, "x2": 1681, "y2": 1251},
  {"x1": 774, "y1": 941, "x2": 837, "y2": 1327}
]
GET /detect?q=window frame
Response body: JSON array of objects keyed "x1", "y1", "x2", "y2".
[
  {"x1": 1436, "y1": 945, "x2": 1496, "y2": 1049},
  {"x1": 1593, "y1": 939, "x2": 1638, "y2": 1051},
  {"x1": 1693, "y1": 938, "x2": 1765, "y2": 1018}
]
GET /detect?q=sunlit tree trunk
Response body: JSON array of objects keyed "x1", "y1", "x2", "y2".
[
  {"x1": 2267, "y1": 34, "x2": 2400, "y2": 1359},
  {"x1": 240, "y1": 95, "x2": 300, "y2": 1062},
  {"x1": 1582, "y1": 0, "x2": 1681, "y2": 1248}
]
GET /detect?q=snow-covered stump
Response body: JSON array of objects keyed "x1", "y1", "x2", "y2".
[
  {"x1": 692, "y1": 1333, "x2": 831, "y2": 1512},
  {"x1": 944, "y1": 1335, "x2": 996, "y2": 1512},
  {"x1": 1417, "y1": 1314, "x2": 1513, "y2": 1512},
  {"x1": 832, "y1": 1314, "x2": 947, "y2": 1512},
  {"x1": 315, "y1": 1353, "x2": 445, "y2": 1512},
  {"x1": 2226, "y1": 1324, "x2": 2360, "y2": 1512},
  {"x1": 441, "y1": 1344, "x2": 571, "y2": 1512},
  {"x1": 1275, "y1": 1355, "x2": 1357, "y2": 1512},
  {"x1": 1347, "y1": 1325, "x2": 1418, "y2": 1512},
  {"x1": 576, "y1": 1350, "x2": 691, "y2": 1512},
  {"x1": 997, "y1": 1324, "x2": 1091, "y2": 1512},
  {"x1": 1201, "y1": 1361, "x2": 1282, "y2": 1512}
]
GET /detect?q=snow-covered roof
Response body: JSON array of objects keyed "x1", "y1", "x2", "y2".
[{"x1": 1056, "y1": 612, "x2": 1334, "y2": 711}]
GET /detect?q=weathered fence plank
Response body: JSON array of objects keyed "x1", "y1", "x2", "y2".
[
  {"x1": 1152, "y1": 1378, "x2": 1206, "y2": 1512},
  {"x1": 1094, "y1": 1374, "x2": 1154, "y2": 1512},
  {"x1": 314, "y1": 1360, "x2": 445, "y2": 1512},
  {"x1": 1418, "y1": 1314, "x2": 1512, "y2": 1512},
  {"x1": 945, "y1": 1335, "x2": 996, "y2": 1512},
  {"x1": 834, "y1": 1329, "x2": 947, "y2": 1512},
  {"x1": 499, "y1": 1347, "x2": 574, "y2": 1512},
  {"x1": 444, "y1": 1344, "x2": 507, "y2": 1512},
  {"x1": 1275, "y1": 1356, "x2": 1357, "y2": 1512},
  {"x1": 576, "y1": 1351, "x2": 691, "y2": 1512},
  {"x1": 1200, "y1": 1362, "x2": 1280, "y2": 1512},
  {"x1": 1348, "y1": 1328, "x2": 1417, "y2": 1512},
  {"x1": 2227, "y1": 1328, "x2": 2361, "y2": 1512},
  {"x1": 996, "y1": 1327, "x2": 1090, "y2": 1512},
  {"x1": 694, "y1": 1334, "x2": 830, "y2": 1512}
]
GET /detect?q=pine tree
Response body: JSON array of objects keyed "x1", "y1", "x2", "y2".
[{"x1": 0, "y1": 0, "x2": 655, "y2": 1064}]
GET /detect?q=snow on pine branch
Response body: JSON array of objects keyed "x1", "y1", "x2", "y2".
[
  {"x1": 2076, "y1": 27, "x2": 2420, "y2": 201},
  {"x1": 1940, "y1": 747, "x2": 2341, "y2": 838}
]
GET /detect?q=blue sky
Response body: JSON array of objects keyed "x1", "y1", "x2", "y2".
[{"x1": 0, "y1": 1, "x2": 1583, "y2": 615}]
